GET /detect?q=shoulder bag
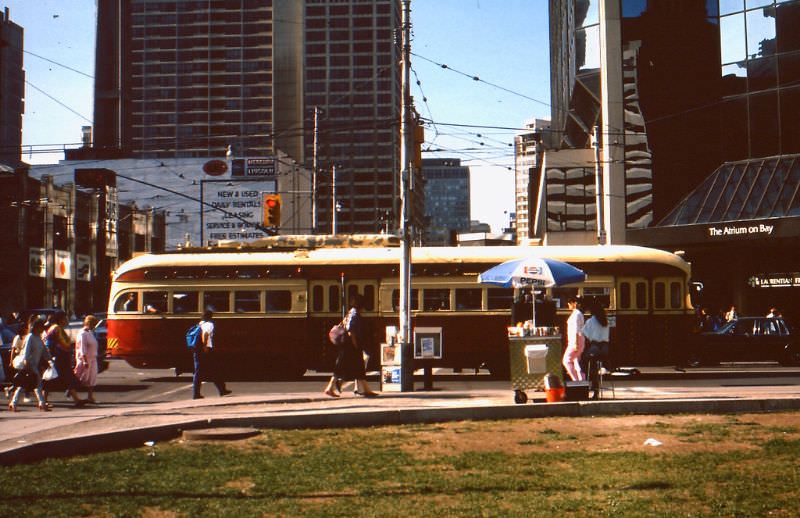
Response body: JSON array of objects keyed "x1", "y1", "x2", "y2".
[{"x1": 328, "y1": 320, "x2": 348, "y2": 346}]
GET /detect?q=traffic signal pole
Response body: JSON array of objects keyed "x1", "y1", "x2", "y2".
[{"x1": 399, "y1": 0, "x2": 414, "y2": 392}]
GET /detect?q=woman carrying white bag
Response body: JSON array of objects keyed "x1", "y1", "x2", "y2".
[{"x1": 8, "y1": 318, "x2": 53, "y2": 412}]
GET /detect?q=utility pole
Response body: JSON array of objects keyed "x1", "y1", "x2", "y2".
[
  {"x1": 399, "y1": 0, "x2": 414, "y2": 392},
  {"x1": 594, "y1": 124, "x2": 607, "y2": 245},
  {"x1": 331, "y1": 164, "x2": 337, "y2": 235},
  {"x1": 312, "y1": 106, "x2": 319, "y2": 234}
]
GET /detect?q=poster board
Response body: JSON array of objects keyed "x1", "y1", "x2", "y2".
[{"x1": 413, "y1": 327, "x2": 442, "y2": 359}]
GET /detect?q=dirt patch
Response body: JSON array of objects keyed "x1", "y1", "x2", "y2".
[
  {"x1": 393, "y1": 412, "x2": 800, "y2": 457},
  {"x1": 139, "y1": 508, "x2": 178, "y2": 518}
]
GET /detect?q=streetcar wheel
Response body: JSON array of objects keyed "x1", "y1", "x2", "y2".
[{"x1": 514, "y1": 390, "x2": 528, "y2": 404}]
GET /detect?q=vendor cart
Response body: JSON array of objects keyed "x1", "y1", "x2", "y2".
[{"x1": 509, "y1": 333, "x2": 563, "y2": 404}]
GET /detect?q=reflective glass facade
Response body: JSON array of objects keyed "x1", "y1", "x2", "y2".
[
  {"x1": 546, "y1": 0, "x2": 800, "y2": 235},
  {"x1": 718, "y1": 0, "x2": 800, "y2": 160},
  {"x1": 422, "y1": 159, "x2": 471, "y2": 245}
]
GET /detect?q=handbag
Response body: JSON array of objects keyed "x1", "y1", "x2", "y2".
[
  {"x1": 328, "y1": 321, "x2": 348, "y2": 346},
  {"x1": 12, "y1": 352, "x2": 25, "y2": 371},
  {"x1": 11, "y1": 335, "x2": 29, "y2": 371},
  {"x1": 42, "y1": 361, "x2": 59, "y2": 381}
]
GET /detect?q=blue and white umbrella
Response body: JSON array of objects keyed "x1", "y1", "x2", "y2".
[
  {"x1": 478, "y1": 257, "x2": 586, "y2": 326},
  {"x1": 478, "y1": 256, "x2": 586, "y2": 289}
]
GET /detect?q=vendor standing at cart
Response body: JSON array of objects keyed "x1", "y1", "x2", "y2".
[{"x1": 562, "y1": 297, "x2": 585, "y2": 381}]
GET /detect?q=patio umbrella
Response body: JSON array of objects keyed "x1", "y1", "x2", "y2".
[{"x1": 478, "y1": 257, "x2": 586, "y2": 326}]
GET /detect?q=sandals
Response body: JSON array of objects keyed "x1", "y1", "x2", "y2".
[
  {"x1": 38, "y1": 403, "x2": 52, "y2": 412},
  {"x1": 323, "y1": 389, "x2": 340, "y2": 398}
]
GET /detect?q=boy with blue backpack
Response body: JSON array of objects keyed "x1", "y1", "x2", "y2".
[{"x1": 186, "y1": 310, "x2": 231, "y2": 399}]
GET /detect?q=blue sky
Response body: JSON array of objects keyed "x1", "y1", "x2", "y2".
[{"x1": 4, "y1": 0, "x2": 551, "y2": 232}]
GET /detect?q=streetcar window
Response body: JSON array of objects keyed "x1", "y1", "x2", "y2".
[
  {"x1": 619, "y1": 283, "x2": 631, "y2": 309},
  {"x1": 670, "y1": 282, "x2": 682, "y2": 309},
  {"x1": 204, "y1": 291, "x2": 230, "y2": 312},
  {"x1": 392, "y1": 289, "x2": 419, "y2": 311},
  {"x1": 552, "y1": 287, "x2": 579, "y2": 309},
  {"x1": 423, "y1": 288, "x2": 450, "y2": 311},
  {"x1": 235, "y1": 291, "x2": 260, "y2": 312},
  {"x1": 265, "y1": 290, "x2": 291, "y2": 312},
  {"x1": 582, "y1": 287, "x2": 610, "y2": 310},
  {"x1": 142, "y1": 291, "x2": 167, "y2": 314},
  {"x1": 363, "y1": 285, "x2": 375, "y2": 311},
  {"x1": 173, "y1": 292, "x2": 198, "y2": 314},
  {"x1": 654, "y1": 282, "x2": 666, "y2": 309},
  {"x1": 635, "y1": 282, "x2": 647, "y2": 309},
  {"x1": 329, "y1": 285, "x2": 341, "y2": 313},
  {"x1": 487, "y1": 288, "x2": 513, "y2": 310},
  {"x1": 312, "y1": 285, "x2": 324, "y2": 312},
  {"x1": 455, "y1": 288, "x2": 482, "y2": 310},
  {"x1": 114, "y1": 292, "x2": 138, "y2": 313}
]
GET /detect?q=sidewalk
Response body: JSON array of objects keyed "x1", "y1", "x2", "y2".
[{"x1": 3, "y1": 375, "x2": 800, "y2": 465}]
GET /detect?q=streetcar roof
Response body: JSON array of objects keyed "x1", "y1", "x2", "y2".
[{"x1": 112, "y1": 244, "x2": 690, "y2": 280}]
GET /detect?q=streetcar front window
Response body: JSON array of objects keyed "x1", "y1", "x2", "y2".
[
  {"x1": 204, "y1": 291, "x2": 230, "y2": 312},
  {"x1": 173, "y1": 292, "x2": 198, "y2": 314},
  {"x1": 114, "y1": 292, "x2": 138, "y2": 313},
  {"x1": 235, "y1": 291, "x2": 260, "y2": 312}
]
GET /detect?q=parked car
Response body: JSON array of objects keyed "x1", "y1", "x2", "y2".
[{"x1": 689, "y1": 317, "x2": 800, "y2": 366}]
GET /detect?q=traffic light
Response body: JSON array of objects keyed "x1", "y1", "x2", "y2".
[
  {"x1": 263, "y1": 194, "x2": 281, "y2": 227},
  {"x1": 413, "y1": 125, "x2": 425, "y2": 169}
]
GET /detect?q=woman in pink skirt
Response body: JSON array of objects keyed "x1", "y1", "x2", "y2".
[{"x1": 74, "y1": 315, "x2": 99, "y2": 404}]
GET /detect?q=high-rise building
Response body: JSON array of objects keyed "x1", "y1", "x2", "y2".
[
  {"x1": 92, "y1": 0, "x2": 405, "y2": 235},
  {"x1": 514, "y1": 119, "x2": 549, "y2": 243},
  {"x1": 305, "y1": 0, "x2": 403, "y2": 234},
  {"x1": 94, "y1": 0, "x2": 304, "y2": 160},
  {"x1": 0, "y1": 7, "x2": 24, "y2": 167},
  {"x1": 422, "y1": 158, "x2": 470, "y2": 245}
]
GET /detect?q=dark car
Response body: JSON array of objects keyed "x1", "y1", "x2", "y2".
[{"x1": 689, "y1": 317, "x2": 800, "y2": 366}]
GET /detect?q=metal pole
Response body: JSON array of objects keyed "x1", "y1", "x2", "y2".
[
  {"x1": 594, "y1": 124, "x2": 607, "y2": 245},
  {"x1": 331, "y1": 164, "x2": 337, "y2": 235},
  {"x1": 199, "y1": 179, "x2": 205, "y2": 247},
  {"x1": 312, "y1": 106, "x2": 319, "y2": 233},
  {"x1": 399, "y1": 0, "x2": 414, "y2": 392}
]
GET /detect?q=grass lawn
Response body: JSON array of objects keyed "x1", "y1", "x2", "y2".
[{"x1": 2, "y1": 412, "x2": 800, "y2": 517}]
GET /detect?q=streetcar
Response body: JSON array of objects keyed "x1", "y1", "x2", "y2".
[{"x1": 106, "y1": 238, "x2": 694, "y2": 379}]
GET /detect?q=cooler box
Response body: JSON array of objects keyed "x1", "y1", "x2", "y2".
[
  {"x1": 524, "y1": 344, "x2": 549, "y2": 374},
  {"x1": 565, "y1": 380, "x2": 590, "y2": 401}
]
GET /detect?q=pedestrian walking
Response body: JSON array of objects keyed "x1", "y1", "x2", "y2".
[
  {"x1": 323, "y1": 294, "x2": 378, "y2": 397},
  {"x1": 562, "y1": 297, "x2": 585, "y2": 381},
  {"x1": 8, "y1": 318, "x2": 52, "y2": 412},
  {"x1": 74, "y1": 315, "x2": 100, "y2": 404},
  {"x1": 44, "y1": 311, "x2": 87, "y2": 407},
  {"x1": 191, "y1": 310, "x2": 231, "y2": 399}
]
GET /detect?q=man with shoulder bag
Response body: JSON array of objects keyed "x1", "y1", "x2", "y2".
[{"x1": 190, "y1": 310, "x2": 231, "y2": 400}]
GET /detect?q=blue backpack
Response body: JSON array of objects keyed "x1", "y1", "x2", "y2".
[{"x1": 185, "y1": 323, "x2": 203, "y2": 349}]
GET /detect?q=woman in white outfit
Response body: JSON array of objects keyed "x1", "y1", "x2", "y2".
[
  {"x1": 562, "y1": 297, "x2": 585, "y2": 381},
  {"x1": 74, "y1": 315, "x2": 99, "y2": 404}
]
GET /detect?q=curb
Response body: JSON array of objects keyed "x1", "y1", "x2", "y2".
[{"x1": 3, "y1": 396, "x2": 800, "y2": 466}]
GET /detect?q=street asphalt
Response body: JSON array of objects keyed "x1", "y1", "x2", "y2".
[{"x1": 3, "y1": 367, "x2": 800, "y2": 465}]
